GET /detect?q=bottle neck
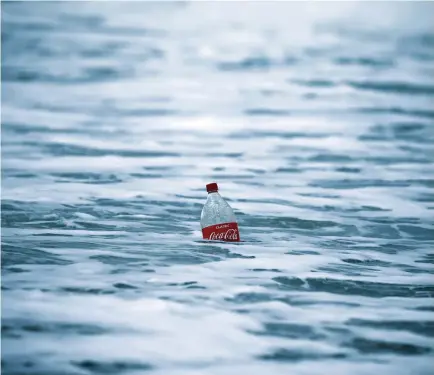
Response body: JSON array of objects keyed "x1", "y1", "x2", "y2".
[{"x1": 207, "y1": 191, "x2": 220, "y2": 199}]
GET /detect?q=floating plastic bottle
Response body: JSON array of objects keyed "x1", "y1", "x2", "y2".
[{"x1": 200, "y1": 182, "x2": 240, "y2": 242}]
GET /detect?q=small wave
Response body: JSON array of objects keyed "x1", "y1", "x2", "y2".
[
  {"x1": 347, "y1": 80, "x2": 434, "y2": 96},
  {"x1": 272, "y1": 277, "x2": 434, "y2": 298}
]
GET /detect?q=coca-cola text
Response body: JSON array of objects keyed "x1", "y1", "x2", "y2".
[{"x1": 202, "y1": 222, "x2": 240, "y2": 242}]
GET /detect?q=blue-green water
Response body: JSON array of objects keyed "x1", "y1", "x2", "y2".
[{"x1": 1, "y1": 2, "x2": 434, "y2": 374}]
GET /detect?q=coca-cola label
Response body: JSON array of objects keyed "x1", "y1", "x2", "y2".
[{"x1": 202, "y1": 222, "x2": 240, "y2": 242}]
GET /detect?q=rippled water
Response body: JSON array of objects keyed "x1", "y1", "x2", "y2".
[{"x1": 2, "y1": 2, "x2": 434, "y2": 374}]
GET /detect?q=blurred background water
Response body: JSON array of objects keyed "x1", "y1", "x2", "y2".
[{"x1": 1, "y1": 1, "x2": 434, "y2": 374}]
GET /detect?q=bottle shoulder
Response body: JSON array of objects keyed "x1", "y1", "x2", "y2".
[{"x1": 200, "y1": 193, "x2": 237, "y2": 228}]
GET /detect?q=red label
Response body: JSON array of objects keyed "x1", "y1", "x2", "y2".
[{"x1": 202, "y1": 222, "x2": 240, "y2": 242}]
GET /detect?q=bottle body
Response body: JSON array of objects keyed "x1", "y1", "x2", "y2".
[{"x1": 201, "y1": 191, "x2": 240, "y2": 242}]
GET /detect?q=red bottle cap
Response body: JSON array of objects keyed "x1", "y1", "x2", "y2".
[{"x1": 206, "y1": 182, "x2": 218, "y2": 193}]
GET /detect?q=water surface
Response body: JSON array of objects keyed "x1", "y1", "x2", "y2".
[{"x1": 2, "y1": 2, "x2": 434, "y2": 375}]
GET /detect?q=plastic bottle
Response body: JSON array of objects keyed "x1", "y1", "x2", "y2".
[{"x1": 200, "y1": 182, "x2": 240, "y2": 242}]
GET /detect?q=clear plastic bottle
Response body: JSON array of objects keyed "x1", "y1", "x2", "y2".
[{"x1": 200, "y1": 182, "x2": 240, "y2": 242}]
